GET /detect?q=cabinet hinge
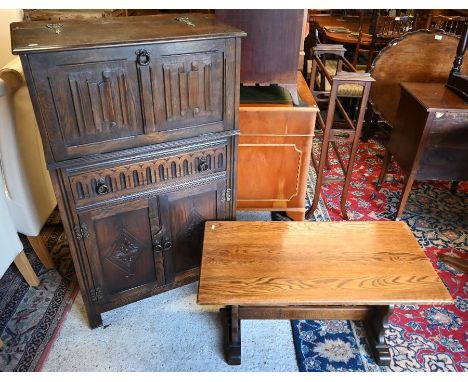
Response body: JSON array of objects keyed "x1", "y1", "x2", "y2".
[
  {"x1": 221, "y1": 188, "x2": 232, "y2": 203},
  {"x1": 89, "y1": 287, "x2": 103, "y2": 302},
  {"x1": 74, "y1": 223, "x2": 89, "y2": 240}
]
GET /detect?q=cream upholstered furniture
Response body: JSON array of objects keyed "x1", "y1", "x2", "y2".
[
  {"x1": 0, "y1": 165, "x2": 40, "y2": 287},
  {"x1": 0, "y1": 58, "x2": 56, "y2": 269},
  {"x1": 0, "y1": 161, "x2": 40, "y2": 349}
]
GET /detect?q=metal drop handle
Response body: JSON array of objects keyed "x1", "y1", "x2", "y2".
[
  {"x1": 198, "y1": 157, "x2": 209, "y2": 172},
  {"x1": 153, "y1": 239, "x2": 171, "y2": 252},
  {"x1": 136, "y1": 49, "x2": 151, "y2": 66},
  {"x1": 96, "y1": 178, "x2": 109, "y2": 195}
]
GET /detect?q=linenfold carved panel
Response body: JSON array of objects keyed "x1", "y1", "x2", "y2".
[
  {"x1": 49, "y1": 61, "x2": 143, "y2": 146},
  {"x1": 68, "y1": 69, "x2": 138, "y2": 133},
  {"x1": 139, "y1": 51, "x2": 224, "y2": 131},
  {"x1": 69, "y1": 146, "x2": 227, "y2": 202}
]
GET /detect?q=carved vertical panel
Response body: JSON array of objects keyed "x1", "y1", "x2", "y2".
[
  {"x1": 204, "y1": 63, "x2": 212, "y2": 112},
  {"x1": 145, "y1": 51, "x2": 224, "y2": 131},
  {"x1": 179, "y1": 68, "x2": 188, "y2": 117},
  {"x1": 50, "y1": 61, "x2": 142, "y2": 147},
  {"x1": 149, "y1": 198, "x2": 165, "y2": 286}
]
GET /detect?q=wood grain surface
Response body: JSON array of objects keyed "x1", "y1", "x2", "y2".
[
  {"x1": 369, "y1": 30, "x2": 468, "y2": 127},
  {"x1": 400, "y1": 82, "x2": 468, "y2": 111},
  {"x1": 198, "y1": 221, "x2": 453, "y2": 306},
  {"x1": 236, "y1": 73, "x2": 317, "y2": 220},
  {"x1": 215, "y1": 10, "x2": 305, "y2": 84},
  {"x1": 309, "y1": 15, "x2": 371, "y2": 44},
  {"x1": 11, "y1": 13, "x2": 246, "y2": 54}
]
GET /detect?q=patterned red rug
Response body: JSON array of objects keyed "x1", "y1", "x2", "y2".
[
  {"x1": 292, "y1": 140, "x2": 468, "y2": 372},
  {"x1": 0, "y1": 211, "x2": 77, "y2": 371}
]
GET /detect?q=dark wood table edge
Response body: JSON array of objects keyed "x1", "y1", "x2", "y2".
[{"x1": 220, "y1": 304, "x2": 395, "y2": 366}]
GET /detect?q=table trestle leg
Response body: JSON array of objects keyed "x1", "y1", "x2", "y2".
[
  {"x1": 221, "y1": 305, "x2": 242, "y2": 365},
  {"x1": 364, "y1": 304, "x2": 394, "y2": 366}
]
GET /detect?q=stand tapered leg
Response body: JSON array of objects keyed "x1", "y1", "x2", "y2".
[
  {"x1": 396, "y1": 174, "x2": 415, "y2": 220},
  {"x1": 376, "y1": 150, "x2": 392, "y2": 190}
]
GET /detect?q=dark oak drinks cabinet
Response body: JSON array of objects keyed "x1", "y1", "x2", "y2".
[{"x1": 11, "y1": 13, "x2": 245, "y2": 328}]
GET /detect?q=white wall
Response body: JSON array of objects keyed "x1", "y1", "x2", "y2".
[{"x1": 0, "y1": 10, "x2": 23, "y2": 68}]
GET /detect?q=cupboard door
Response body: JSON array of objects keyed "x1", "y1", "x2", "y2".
[
  {"x1": 154, "y1": 51, "x2": 224, "y2": 129},
  {"x1": 159, "y1": 179, "x2": 228, "y2": 280},
  {"x1": 78, "y1": 198, "x2": 165, "y2": 303},
  {"x1": 138, "y1": 40, "x2": 229, "y2": 139}
]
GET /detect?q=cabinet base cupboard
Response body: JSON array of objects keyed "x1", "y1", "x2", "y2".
[{"x1": 11, "y1": 14, "x2": 245, "y2": 328}]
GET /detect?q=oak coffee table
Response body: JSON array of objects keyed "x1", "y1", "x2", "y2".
[{"x1": 197, "y1": 221, "x2": 452, "y2": 366}]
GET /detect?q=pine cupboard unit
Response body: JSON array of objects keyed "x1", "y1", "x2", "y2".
[{"x1": 11, "y1": 14, "x2": 245, "y2": 328}]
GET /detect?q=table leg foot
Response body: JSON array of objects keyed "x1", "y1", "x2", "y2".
[
  {"x1": 364, "y1": 305, "x2": 394, "y2": 366},
  {"x1": 221, "y1": 305, "x2": 241, "y2": 365},
  {"x1": 285, "y1": 211, "x2": 305, "y2": 221}
]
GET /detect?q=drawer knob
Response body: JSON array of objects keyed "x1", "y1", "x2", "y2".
[
  {"x1": 163, "y1": 240, "x2": 172, "y2": 250},
  {"x1": 198, "y1": 157, "x2": 209, "y2": 172},
  {"x1": 193, "y1": 107, "x2": 200, "y2": 114},
  {"x1": 96, "y1": 179, "x2": 109, "y2": 195},
  {"x1": 136, "y1": 49, "x2": 151, "y2": 66}
]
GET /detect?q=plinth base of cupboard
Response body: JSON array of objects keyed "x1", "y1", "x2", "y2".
[
  {"x1": 87, "y1": 268, "x2": 199, "y2": 328},
  {"x1": 236, "y1": 73, "x2": 318, "y2": 221}
]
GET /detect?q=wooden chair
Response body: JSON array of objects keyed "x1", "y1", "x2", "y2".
[
  {"x1": 353, "y1": 15, "x2": 417, "y2": 72},
  {"x1": 307, "y1": 45, "x2": 375, "y2": 219},
  {"x1": 427, "y1": 15, "x2": 467, "y2": 36},
  {"x1": 446, "y1": 21, "x2": 468, "y2": 100}
]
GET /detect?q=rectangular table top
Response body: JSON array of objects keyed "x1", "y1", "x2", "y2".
[
  {"x1": 400, "y1": 82, "x2": 468, "y2": 112},
  {"x1": 197, "y1": 221, "x2": 452, "y2": 306}
]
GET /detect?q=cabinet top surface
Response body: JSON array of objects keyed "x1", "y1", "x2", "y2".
[
  {"x1": 401, "y1": 82, "x2": 468, "y2": 112},
  {"x1": 239, "y1": 72, "x2": 319, "y2": 111},
  {"x1": 11, "y1": 13, "x2": 246, "y2": 54},
  {"x1": 198, "y1": 221, "x2": 452, "y2": 306}
]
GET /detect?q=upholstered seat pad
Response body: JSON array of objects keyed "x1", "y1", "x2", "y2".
[{"x1": 321, "y1": 60, "x2": 365, "y2": 98}]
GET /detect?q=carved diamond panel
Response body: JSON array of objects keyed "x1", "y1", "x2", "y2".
[
  {"x1": 185, "y1": 208, "x2": 205, "y2": 248},
  {"x1": 105, "y1": 229, "x2": 144, "y2": 274}
]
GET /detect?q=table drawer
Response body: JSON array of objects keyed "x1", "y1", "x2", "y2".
[{"x1": 66, "y1": 141, "x2": 228, "y2": 206}]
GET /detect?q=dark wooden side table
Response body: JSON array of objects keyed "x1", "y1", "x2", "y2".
[
  {"x1": 377, "y1": 82, "x2": 468, "y2": 219},
  {"x1": 197, "y1": 221, "x2": 452, "y2": 366}
]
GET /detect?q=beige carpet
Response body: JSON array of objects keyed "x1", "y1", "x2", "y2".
[{"x1": 40, "y1": 212, "x2": 299, "y2": 372}]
